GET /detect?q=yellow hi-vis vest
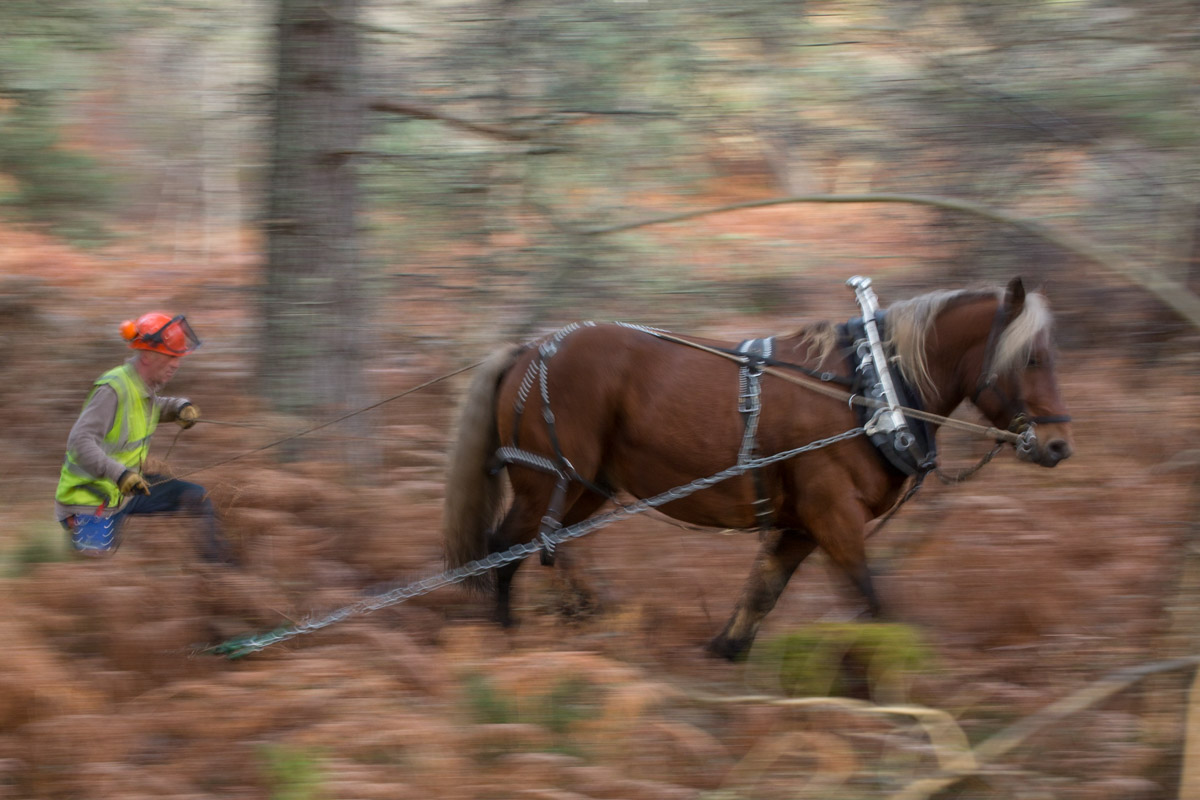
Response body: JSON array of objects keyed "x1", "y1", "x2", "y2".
[{"x1": 55, "y1": 363, "x2": 160, "y2": 509}]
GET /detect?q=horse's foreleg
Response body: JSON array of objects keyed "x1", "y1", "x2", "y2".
[
  {"x1": 810, "y1": 502, "x2": 881, "y2": 618},
  {"x1": 708, "y1": 529, "x2": 817, "y2": 661}
]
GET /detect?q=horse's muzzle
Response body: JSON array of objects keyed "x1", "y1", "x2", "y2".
[
  {"x1": 1016, "y1": 432, "x2": 1073, "y2": 467},
  {"x1": 1040, "y1": 436, "x2": 1073, "y2": 467}
]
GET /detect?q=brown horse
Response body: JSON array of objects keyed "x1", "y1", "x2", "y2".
[{"x1": 443, "y1": 277, "x2": 1073, "y2": 659}]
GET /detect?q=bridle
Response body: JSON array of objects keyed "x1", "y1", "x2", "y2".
[{"x1": 969, "y1": 296, "x2": 1071, "y2": 457}]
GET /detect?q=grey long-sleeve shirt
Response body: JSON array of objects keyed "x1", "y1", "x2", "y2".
[{"x1": 55, "y1": 361, "x2": 190, "y2": 520}]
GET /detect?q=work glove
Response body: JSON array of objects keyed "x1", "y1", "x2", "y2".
[
  {"x1": 177, "y1": 403, "x2": 200, "y2": 429},
  {"x1": 117, "y1": 470, "x2": 151, "y2": 496}
]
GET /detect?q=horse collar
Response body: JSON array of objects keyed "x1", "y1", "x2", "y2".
[{"x1": 840, "y1": 314, "x2": 938, "y2": 477}]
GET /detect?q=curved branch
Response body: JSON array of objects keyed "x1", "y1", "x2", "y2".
[{"x1": 579, "y1": 193, "x2": 1200, "y2": 328}]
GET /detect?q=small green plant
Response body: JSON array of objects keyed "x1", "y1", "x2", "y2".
[
  {"x1": 5, "y1": 520, "x2": 70, "y2": 577},
  {"x1": 260, "y1": 743, "x2": 327, "y2": 800},
  {"x1": 462, "y1": 672, "x2": 517, "y2": 725},
  {"x1": 541, "y1": 677, "x2": 599, "y2": 736},
  {"x1": 752, "y1": 622, "x2": 934, "y2": 703},
  {"x1": 0, "y1": 104, "x2": 116, "y2": 244},
  {"x1": 461, "y1": 672, "x2": 602, "y2": 759}
]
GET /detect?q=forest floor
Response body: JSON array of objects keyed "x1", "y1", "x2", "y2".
[{"x1": 0, "y1": 214, "x2": 1198, "y2": 800}]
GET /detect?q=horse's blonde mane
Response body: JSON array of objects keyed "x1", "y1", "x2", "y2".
[
  {"x1": 792, "y1": 321, "x2": 840, "y2": 365},
  {"x1": 992, "y1": 291, "x2": 1053, "y2": 375},
  {"x1": 884, "y1": 285, "x2": 1054, "y2": 402}
]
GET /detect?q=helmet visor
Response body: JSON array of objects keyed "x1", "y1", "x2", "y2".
[{"x1": 143, "y1": 315, "x2": 201, "y2": 355}]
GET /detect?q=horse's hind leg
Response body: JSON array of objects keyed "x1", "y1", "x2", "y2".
[
  {"x1": 490, "y1": 483, "x2": 607, "y2": 627},
  {"x1": 547, "y1": 490, "x2": 611, "y2": 620},
  {"x1": 708, "y1": 528, "x2": 818, "y2": 661},
  {"x1": 490, "y1": 494, "x2": 542, "y2": 628}
]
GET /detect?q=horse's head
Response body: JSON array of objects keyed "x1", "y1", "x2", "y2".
[
  {"x1": 889, "y1": 277, "x2": 1074, "y2": 468},
  {"x1": 965, "y1": 277, "x2": 1074, "y2": 467}
]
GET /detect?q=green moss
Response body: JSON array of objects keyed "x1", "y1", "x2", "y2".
[
  {"x1": 260, "y1": 744, "x2": 327, "y2": 800},
  {"x1": 461, "y1": 672, "x2": 603, "y2": 760},
  {"x1": 752, "y1": 622, "x2": 934, "y2": 703},
  {"x1": 462, "y1": 672, "x2": 517, "y2": 725},
  {"x1": 5, "y1": 519, "x2": 70, "y2": 577}
]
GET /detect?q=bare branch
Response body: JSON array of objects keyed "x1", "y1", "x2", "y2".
[
  {"x1": 368, "y1": 99, "x2": 531, "y2": 141},
  {"x1": 579, "y1": 193, "x2": 1200, "y2": 328}
]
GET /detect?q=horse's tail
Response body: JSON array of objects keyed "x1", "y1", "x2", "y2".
[{"x1": 442, "y1": 343, "x2": 525, "y2": 591}]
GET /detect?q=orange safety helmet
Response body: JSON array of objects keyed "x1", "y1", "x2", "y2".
[{"x1": 119, "y1": 312, "x2": 201, "y2": 356}]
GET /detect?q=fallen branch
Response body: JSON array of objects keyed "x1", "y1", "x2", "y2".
[
  {"x1": 690, "y1": 693, "x2": 977, "y2": 775},
  {"x1": 889, "y1": 655, "x2": 1200, "y2": 800}
]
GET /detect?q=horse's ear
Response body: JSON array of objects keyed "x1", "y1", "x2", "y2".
[{"x1": 1004, "y1": 276, "x2": 1026, "y2": 322}]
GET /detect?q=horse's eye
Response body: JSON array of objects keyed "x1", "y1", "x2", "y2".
[{"x1": 1027, "y1": 355, "x2": 1042, "y2": 369}]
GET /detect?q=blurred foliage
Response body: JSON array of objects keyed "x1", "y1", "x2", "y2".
[
  {"x1": 0, "y1": 103, "x2": 115, "y2": 242},
  {"x1": 2, "y1": 0, "x2": 1198, "y2": 330},
  {"x1": 0, "y1": 2, "x2": 126, "y2": 240},
  {"x1": 4, "y1": 518, "x2": 70, "y2": 577},
  {"x1": 752, "y1": 622, "x2": 934, "y2": 703},
  {"x1": 462, "y1": 671, "x2": 514, "y2": 726},
  {"x1": 358, "y1": 0, "x2": 1200, "y2": 329},
  {"x1": 260, "y1": 743, "x2": 328, "y2": 800},
  {"x1": 461, "y1": 671, "x2": 601, "y2": 758},
  {"x1": 0, "y1": 0, "x2": 269, "y2": 241}
]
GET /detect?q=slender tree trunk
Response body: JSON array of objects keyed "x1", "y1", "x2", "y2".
[{"x1": 260, "y1": 0, "x2": 367, "y2": 458}]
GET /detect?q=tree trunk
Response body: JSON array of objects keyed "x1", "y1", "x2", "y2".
[{"x1": 260, "y1": 0, "x2": 367, "y2": 460}]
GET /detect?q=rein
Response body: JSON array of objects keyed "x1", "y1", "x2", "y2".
[
  {"x1": 150, "y1": 360, "x2": 485, "y2": 486},
  {"x1": 635, "y1": 328, "x2": 1024, "y2": 446}
]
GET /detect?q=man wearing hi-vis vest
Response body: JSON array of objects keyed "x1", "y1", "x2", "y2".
[{"x1": 55, "y1": 311, "x2": 236, "y2": 565}]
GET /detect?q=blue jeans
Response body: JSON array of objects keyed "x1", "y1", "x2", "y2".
[{"x1": 64, "y1": 475, "x2": 235, "y2": 565}]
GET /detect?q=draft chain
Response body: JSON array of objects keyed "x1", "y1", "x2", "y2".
[{"x1": 210, "y1": 426, "x2": 867, "y2": 659}]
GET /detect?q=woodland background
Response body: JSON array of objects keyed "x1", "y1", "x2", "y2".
[{"x1": 2, "y1": 1, "x2": 1200, "y2": 798}]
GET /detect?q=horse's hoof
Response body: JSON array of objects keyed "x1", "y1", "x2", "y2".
[
  {"x1": 705, "y1": 636, "x2": 748, "y2": 662},
  {"x1": 556, "y1": 587, "x2": 601, "y2": 622}
]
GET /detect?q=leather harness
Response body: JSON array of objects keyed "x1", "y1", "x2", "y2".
[{"x1": 493, "y1": 292, "x2": 1068, "y2": 562}]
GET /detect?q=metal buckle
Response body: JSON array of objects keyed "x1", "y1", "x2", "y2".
[
  {"x1": 1016, "y1": 426, "x2": 1038, "y2": 460},
  {"x1": 865, "y1": 407, "x2": 893, "y2": 437}
]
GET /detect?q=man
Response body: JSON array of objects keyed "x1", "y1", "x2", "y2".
[{"x1": 55, "y1": 311, "x2": 236, "y2": 565}]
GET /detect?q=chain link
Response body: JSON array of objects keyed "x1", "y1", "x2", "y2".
[{"x1": 209, "y1": 426, "x2": 866, "y2": 658}]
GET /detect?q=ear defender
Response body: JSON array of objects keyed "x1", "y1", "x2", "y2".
[{"x1": 120, "y1": 319, "x2": 139, "y2": 342}]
